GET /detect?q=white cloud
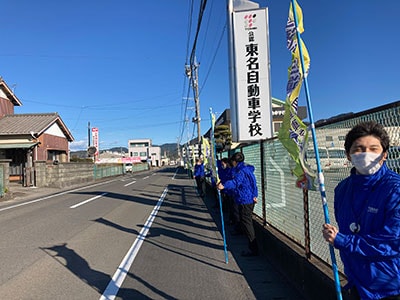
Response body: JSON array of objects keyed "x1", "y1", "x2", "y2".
[{"x1": 69, "y1": 140, "x2": 88, "y2": 151}]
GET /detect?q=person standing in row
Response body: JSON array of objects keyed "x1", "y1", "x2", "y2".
[
  {"x1": 322, "y1": 121, "x2": 400, "y2": 300},
  {"x1": 193, "y1": 158, "x2": 206, "y2": 197},
  {"x1": 217, "y1": 158, "x2": 239, "y2": 227},
  {"x1": 217, "y1": 152, "x2": 259, "y2": 257}
]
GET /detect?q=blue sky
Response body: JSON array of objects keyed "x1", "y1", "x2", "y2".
[{"x1": 1, "y1": 1, "x2": 398, "y2": 151}]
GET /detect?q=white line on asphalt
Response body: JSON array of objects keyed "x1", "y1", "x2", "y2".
[
  {"x1": 70, "y1": 192, "x2": 108, "y2": 209},
  {"x1": 123, "y1": 180, "x2": 136, "y2": 187},
  {"x1": 143, "y1": 176, "x2": 149, "y2": 180},
  {"x1": 0, "y1": 179, "x2": 117, "y2": 213},
  {"x1": 99, "y1": 187, "x2": 168, "y2": 300},
  {"x1": 172, "y1": 168, "x2": 179, "y2": 180}
]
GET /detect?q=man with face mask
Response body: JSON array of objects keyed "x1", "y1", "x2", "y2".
[{"x1": 322, "y1": 121, "x2": 400, "y2": 300}]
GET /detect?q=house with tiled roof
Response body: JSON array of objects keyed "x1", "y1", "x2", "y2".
[{"x1": 0, "y1": 78, "x2": 74, "y2": 185}]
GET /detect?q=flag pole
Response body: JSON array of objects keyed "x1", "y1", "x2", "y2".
[
  {"x1": 290, "y1": 1, "x2": 342, "y2": 299},
  {"x1": 209, "y1": 107, "x2": 229, "y2": 264}
]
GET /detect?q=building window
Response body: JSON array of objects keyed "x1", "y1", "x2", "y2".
[
  {"x1": 130, "y1": 142, "x2": 149, "y2": 147},
  {"x1": 47, "y1": 150, "x2": 66, "y2": 162}
]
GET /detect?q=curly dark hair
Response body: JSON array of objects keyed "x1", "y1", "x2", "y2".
[
  {"x1": 221, "y1": 157, "x2": 231, "y2": 166},
  {"x1": 344, "y1": 121, "x2": 390, "y2": 154},
  {"x1": 230, "y1": 152, "x2": 244, "y2": 163}
]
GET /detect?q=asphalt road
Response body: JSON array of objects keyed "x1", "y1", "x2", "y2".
[{"x1": 0, "y1": 167, "x2": 304, "y2": 300}]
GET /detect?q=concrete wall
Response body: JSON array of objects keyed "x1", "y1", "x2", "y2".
[
  {"x1": 34, "y1": 161, "x2": 96, "y2": 188},
  {"x1": 0, "y1": 159, "x2": 11, "y2": 193}
]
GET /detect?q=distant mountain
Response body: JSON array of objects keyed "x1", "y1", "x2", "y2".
[{"x1": 107, "y1": 147, "x2": 128, "y2": 153}]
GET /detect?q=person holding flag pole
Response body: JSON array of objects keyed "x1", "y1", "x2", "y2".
[
  {"x1": 278, "y1": 1, "x2": 343, "y2": 299},
  {"x1": 209, "y1": 108, "x2": 229, "y2": 264}
]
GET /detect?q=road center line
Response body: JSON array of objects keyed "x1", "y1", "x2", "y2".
[
  {"x1": 99, "y1": 187, "x2": 168, "y2": 300},
  {"x1": 123, "y1": 180, "x2": 136, "y2": 187},
  {"x1": 70, "y1": 192, "x2": 108, "y2": 209}
]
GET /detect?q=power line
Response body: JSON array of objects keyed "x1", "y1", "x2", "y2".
[{"x1": 199, "y1": 22, "x2": 227, "y2": 95}]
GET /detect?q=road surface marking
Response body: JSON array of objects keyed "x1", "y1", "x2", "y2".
[
  {"x1": 70, "y1": 192, "x2": 108, "y2": 209},
  {"x1": 99, "y1": 187, "x2": 168, "y2": 300},
  {"x1": 0, "y1": 179, "x2": 117, "y2": 213},
  {"x1": 172, "y1": 168, "x2": 180, "y2": 180},
  {"x1": 123, "y1": 180, "x2": 136, "y2": 187}
]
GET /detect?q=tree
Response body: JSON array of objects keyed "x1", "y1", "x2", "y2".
[{"x1": 214, "y1": 125, "x2": 232, "y2": 153}]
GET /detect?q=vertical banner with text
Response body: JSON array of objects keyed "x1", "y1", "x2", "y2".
[
  {"x1": 231, "y1": 8, "x2": 273, "y2": 142},
  {"x1": 92, "y1": 127, "x2": 99, "y2": 159}
]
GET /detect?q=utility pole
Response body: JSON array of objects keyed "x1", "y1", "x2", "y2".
[
  {"x1": 185, "y1": 59, "x2": 201, "y2": 157},
  {"x1": 87, "y1": 121, "x2": 91, "y2": 158},
  {"x1": 193, "y1": 62, "x2": 201, "y2": 145},
  {"x1": 176, "y1": 137, "x2": 180, "y2": 161}
]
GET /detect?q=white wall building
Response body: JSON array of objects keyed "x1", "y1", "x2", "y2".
[{"x1": 128, "y1": 138, "x2": 161, "y2": 167}]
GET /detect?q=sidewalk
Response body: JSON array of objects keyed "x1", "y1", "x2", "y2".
[{"x1": 198, "y1": 184, "x2": 305, "y2": 299}]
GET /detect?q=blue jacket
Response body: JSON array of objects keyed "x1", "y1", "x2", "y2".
[
  {"x1": 333, "y1": 163, "x2": 400, "y2": 299},
  {"x1": 217, "y1": 160, "x2": 232, "y2": 184},
  {"x1": 217, "y1": 160, "x2": 233, "y2": 196},
  {"x1": 193, "y1": 163, "x2": 205, "y2": 178},
  {"x1": 223, "y1": 161, "x2": 258, "y2": 205}
]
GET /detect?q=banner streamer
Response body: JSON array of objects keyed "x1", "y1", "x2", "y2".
[
  {"x1": 209, "y1": 108, "x2": 228, "y2": 264},
  {"x1": 202, "y1": 136, "x2": 211, "y2": 167},
  {"x1": 278, "y1": 0, "x2": 315, "y2": 190},
  {"x1": 280, "y1": 1, "x2": 343, "y2": 299}
]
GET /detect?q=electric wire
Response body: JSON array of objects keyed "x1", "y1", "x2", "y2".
[{"x1": 199, "y1": 22, "x2": 227, "y2": 95}]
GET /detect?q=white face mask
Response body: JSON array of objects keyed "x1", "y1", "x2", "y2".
[{"x1": 350, "y1": 152, "x2": 382, "y2": 175}]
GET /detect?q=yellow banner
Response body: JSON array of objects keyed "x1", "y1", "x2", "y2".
[{"x1": 278, "y1": 0, "x2": 315, "y2": 190}]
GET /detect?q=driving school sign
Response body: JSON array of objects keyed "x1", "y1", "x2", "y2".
[
  {"x1": 91, "y1": 127, "x2": 99, "y2": 156},
  {"x1": 231, "y1": 8, "x2": 272, "y2": 142}
]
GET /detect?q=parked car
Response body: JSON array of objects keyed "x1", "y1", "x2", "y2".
[
  {"x1": 387, "y1": 146, "x2": 400, "y2": 174},
  {"x1": 125, "y1": 163, "x2": 133, "y2": 173},
  {"x1": 306, "y1": 147, "x2": 331, "y2": 171},
  {"x1": 327, "y1": 147, "x2": 350, "y2": 170}
]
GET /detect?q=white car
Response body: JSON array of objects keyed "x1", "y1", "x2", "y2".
[
  {"x1": 327, "y1": 147, "x2": 350, "y2": 170},
  {"x1": 125, "y1": 163, "x2": 133, "y2": 173},
  {"x1": 306, "y1": 147, "x2": 331, "y2": 171}
]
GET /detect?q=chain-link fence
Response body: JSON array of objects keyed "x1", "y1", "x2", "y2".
[{"x1": 230, "y1": 100, "x2": 400, "y2": 275}]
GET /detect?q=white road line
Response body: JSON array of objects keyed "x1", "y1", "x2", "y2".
[
  {"x1": 172, "y1": 168, "x2": 179, "y2": 180},
  {"x1": 123, "y1": 180, "x2": 136, "y2": 187},
  {"x1": 142, "y1": 176, "x2": 149, "y2": 180},
  {"x1": 99, "y1": 187, "x2": 168, "y2": 300},
  {"x1": 69, "y1": 192, "x2": 108, "y2": 209},
  {"x1": 0, "y1": 179, "x2": 117, "y2": 213}
]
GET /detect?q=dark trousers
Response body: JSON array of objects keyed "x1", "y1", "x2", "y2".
[
  {"x1": 231, "y1": 197, "x2": 240, "y2": 225},
  {"x1": 195, "y1": 177, "x2": 205, "y2": 196},
  {"x1": 239, "y1": 202, "x2": 258, "y2": 254}
]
